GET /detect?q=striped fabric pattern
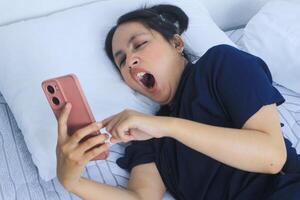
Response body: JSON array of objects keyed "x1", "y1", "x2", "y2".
[{"x1": 0, "y1": 28, "x2": 299, "y2": 200}]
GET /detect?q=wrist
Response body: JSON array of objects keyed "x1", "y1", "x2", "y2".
[
  {"x1": 64, "y1": 177, "x2": 82, "y2": 193},
  {"x1": 161, "y1": 117, "x2": 179, "y2": 138}
]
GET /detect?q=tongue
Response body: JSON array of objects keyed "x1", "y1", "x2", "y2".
[{"x1": 140, "y1": 73, "x2": 155, "y2": 88}]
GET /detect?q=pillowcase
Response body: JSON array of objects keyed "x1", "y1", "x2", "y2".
[
  {"x1": 200, "y1": 0, "x2": 272, "y2": 31},
  {"x1": 0, "y1": 0, "x2": 95, "y2": 26},
  {"x1": 0, "y1": 0, "x2": 234, "y2": 181},
  {"x1": 242, "y1": 0, "x2": 300, "y2": 94}
]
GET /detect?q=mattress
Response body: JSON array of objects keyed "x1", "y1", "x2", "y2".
[{"x1": 0, "y1": 28, "x2": 300, "y2": 200}]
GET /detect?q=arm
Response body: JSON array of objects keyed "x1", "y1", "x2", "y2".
[
  {"x1": 103, "y1": 106, "x2": 287, "y2": 174},
  {"x1": 56, "y1": 104, "x2": 165, "y2": 200},
  {"x1": 166, "y1": 103, "x2": 287, "y2": 174},
  {"x1": 69, "y1": 163, "x2": 166, "y2": 200}
]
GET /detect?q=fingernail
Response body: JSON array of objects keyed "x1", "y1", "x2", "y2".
[
  {"x1": 110, "y1": 138, "x2": 116, "y2": 144},
  {"x1": 96, "y1": 122, "x2": 102, "y2": 128}
]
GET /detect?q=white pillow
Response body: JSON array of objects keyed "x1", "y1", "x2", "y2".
[
  {"x1": 242, "y1": 0, "x2": 300, "y2": 94},
  {"x1": 200, "y1": 0, "x2": 272, "y2": 30},
  {"x1": 0, "y1": 0, "x2": 272, "y2": 32},
  {"x1": 0, "y1": 0, "x2": 95, "y2": 26},
  {"x1": 0, "y1": 0, "x2": 234, "y2": 181}
]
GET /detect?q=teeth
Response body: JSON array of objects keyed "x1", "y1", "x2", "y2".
[{"x1": 136, "y1": 72, "x2": 146, "y2": 80}]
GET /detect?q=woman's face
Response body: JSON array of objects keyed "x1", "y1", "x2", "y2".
[{"x1": 111, "y1": 21, "x2": 187, "y2": 105}]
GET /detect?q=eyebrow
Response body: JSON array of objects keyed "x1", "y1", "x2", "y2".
[{"x1": 113, "y1": 32, "x2": 148, "y2": 60}]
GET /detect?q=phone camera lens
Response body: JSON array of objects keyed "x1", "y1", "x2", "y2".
[
  {"x1": 47, "y1": 85, "x2": 55, "y2": 94},
  {"x1": 52, "y1": 97, "x2": 60, "y2": 105}
]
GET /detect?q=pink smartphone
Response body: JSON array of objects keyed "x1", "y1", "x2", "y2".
[{"x1": 41, "y1": 74, "x2": 108, "y2": 160}]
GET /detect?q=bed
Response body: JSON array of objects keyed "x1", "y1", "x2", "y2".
[
  {"x1": 1, "y1": 1, "x2": 300, "y2": 200},
  {"x1": 0, "y1": 28, "x2": 299, "y2": 200}
]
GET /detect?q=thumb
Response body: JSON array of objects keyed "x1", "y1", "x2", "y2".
[{"x1": 57, "y1": 102, "x2": 72, "y2": 142}]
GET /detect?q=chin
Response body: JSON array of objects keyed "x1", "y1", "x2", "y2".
[
  {"x1": 156, "y1": 87, "x2": 173, "y2": 105},
  {"x1": 138, "y1": 84, "x2": 172, "y2": 105},
  {"x1": 151, "y1": 93, "x2": 172, "y2": 105}
]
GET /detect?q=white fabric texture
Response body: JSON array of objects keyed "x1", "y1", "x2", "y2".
[
  {"x1": 0, "y1": 0, "x2": 234, "y2": 181},
  {"x1": 0, "y1": 0, "x2": 95, "y2": 26},
  {"x1": 199, "y1": 0, "x2": 272, "y2": 30},
  {"x1": 0, "y1": 0, "x2": 271, "y2": 31},
  {"x1": 242, "y1": 0, "x2": 300, "y2": 94}
]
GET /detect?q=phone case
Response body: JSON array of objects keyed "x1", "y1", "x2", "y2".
[{"x1": 42, "y1": 74, "x2": 108, "y2": 160}]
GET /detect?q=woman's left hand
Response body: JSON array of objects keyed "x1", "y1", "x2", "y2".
[{"x1": 102, "y1": 109, "x2": 171, "y2": 143}]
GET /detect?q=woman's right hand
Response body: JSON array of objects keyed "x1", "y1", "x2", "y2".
[{"x1": 56, "y1": 103, "x2": 109, "y2": 191}]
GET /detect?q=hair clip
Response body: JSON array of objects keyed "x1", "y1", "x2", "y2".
[
  {"x1": 159, "y1": 14, "x2": 167, "y2": 22},
  {"x1": 159, "y1": 14, "x2": 180, "y2": 33}
]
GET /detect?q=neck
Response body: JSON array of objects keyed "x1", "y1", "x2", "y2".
[{"x1": 165, "y1": 57, "x2": 189, "y2": 107}]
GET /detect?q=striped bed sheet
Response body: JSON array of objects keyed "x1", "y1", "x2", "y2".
[{"x1": 0, "y1": 28, "x2": 300, "y2": 200}]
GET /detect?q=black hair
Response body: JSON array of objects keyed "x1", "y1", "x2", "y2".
[{"x1": 104, "y1": 4, "x2": 197, "y2": 70}]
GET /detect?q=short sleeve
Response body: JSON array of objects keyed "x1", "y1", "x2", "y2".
[
  {"x1": 207, "y1": 45, "x2": 285, "y2": 128},
  {"x1": 116, "y1": 139, "x2": 155, "y2": 172}
]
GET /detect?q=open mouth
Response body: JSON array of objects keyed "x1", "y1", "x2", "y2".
[{"x1": 136, "y1": 72, "x2": 156, "y2": 89}]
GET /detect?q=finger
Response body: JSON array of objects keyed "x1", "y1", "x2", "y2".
[
  {"x1": 116, "y1": 117, "x2": 134, "y2": 142},
  {"x1": 118, "y1": 130, "x2": 134, "y2": 142},
  {"x1": 75, "y1": 134, "x2": 108, "y2": 153},
  {"x1": 102, "y1": 114, "x2": 117, "y2": 127},
  {"x1": 105, "y1": 116, "x2": 123, "y2": 135},
  {"x1": 110, "y1": 137, "x2": 122, "y2": 144},
  {"x1": 110, "y1": 134, "x2": 133, "y2": 143},
  {"x1": 107, "y1": 111, "x2": 131, "y2": 133},
  {"x1": 114, "y1": 121, "x2": 134, "y2": 143},
  {"x1": 103, "y1": 111, "x2": 132, "y2": 143},
  {"x1": 69, "y1": 122, "x2": 103, "y2": 145},
  {"x1": 57, "y1": 103, "x2": 72, "y2": 141},
  {"x1": 109, "y1": 124, "x2": 123, "y2": 143},
  {"x1": 83, "y1": 143, "x2": 109, "y2": 163}
]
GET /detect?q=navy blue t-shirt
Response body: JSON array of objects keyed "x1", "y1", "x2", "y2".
[{"x1": 117, "y1": 45, "x2": 300, "y2": 200}]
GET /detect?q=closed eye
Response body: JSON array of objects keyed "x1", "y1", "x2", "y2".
[
  {"x1": 119, "y1": 56, "x2": 126, "y2": 67},
  {"x1": 135, "y1": 41, "x2": 147, "y2": 49},
  {"x1": 119, "y1": 41, "x2": 148, "y2": 68}
]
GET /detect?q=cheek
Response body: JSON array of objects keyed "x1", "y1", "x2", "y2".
[
  {"x1": 145, "y1": 44, "x2": 169, "y2": 59},
  {"x1": 148, "y1": 44, "x2": 176, "y2": 68},
  {"x1": 121, "y1": 71, "x2": 138, "y2": 89}
]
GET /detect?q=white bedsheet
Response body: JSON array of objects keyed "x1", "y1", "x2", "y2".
[{"x1": 0, "y1": 29, "x2": 300, "y2": 200}]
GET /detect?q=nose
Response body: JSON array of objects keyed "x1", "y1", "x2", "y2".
[{"x1": 128, "y1": 56, "x2": 139, "y2": 70}]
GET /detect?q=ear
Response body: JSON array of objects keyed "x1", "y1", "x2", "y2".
[{"x1": 171, "y1": 34, "x2": 184, "y2": 53}]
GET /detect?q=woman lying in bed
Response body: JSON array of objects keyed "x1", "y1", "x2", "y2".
[{"x1": 55, "y1": 4, "x2": 300, "y2": 200}]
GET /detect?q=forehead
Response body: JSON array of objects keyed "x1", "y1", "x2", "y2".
[{"x1": 112, "y1": 22, "x2": 150, "y2": 49}]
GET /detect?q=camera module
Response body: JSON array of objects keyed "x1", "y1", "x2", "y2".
[
  {"x1": 52, "y1": 97, "x2": 60, "y2": 105},
  {"x1": 47, "y1": 85, "x2": 55, "y2": 94}
]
